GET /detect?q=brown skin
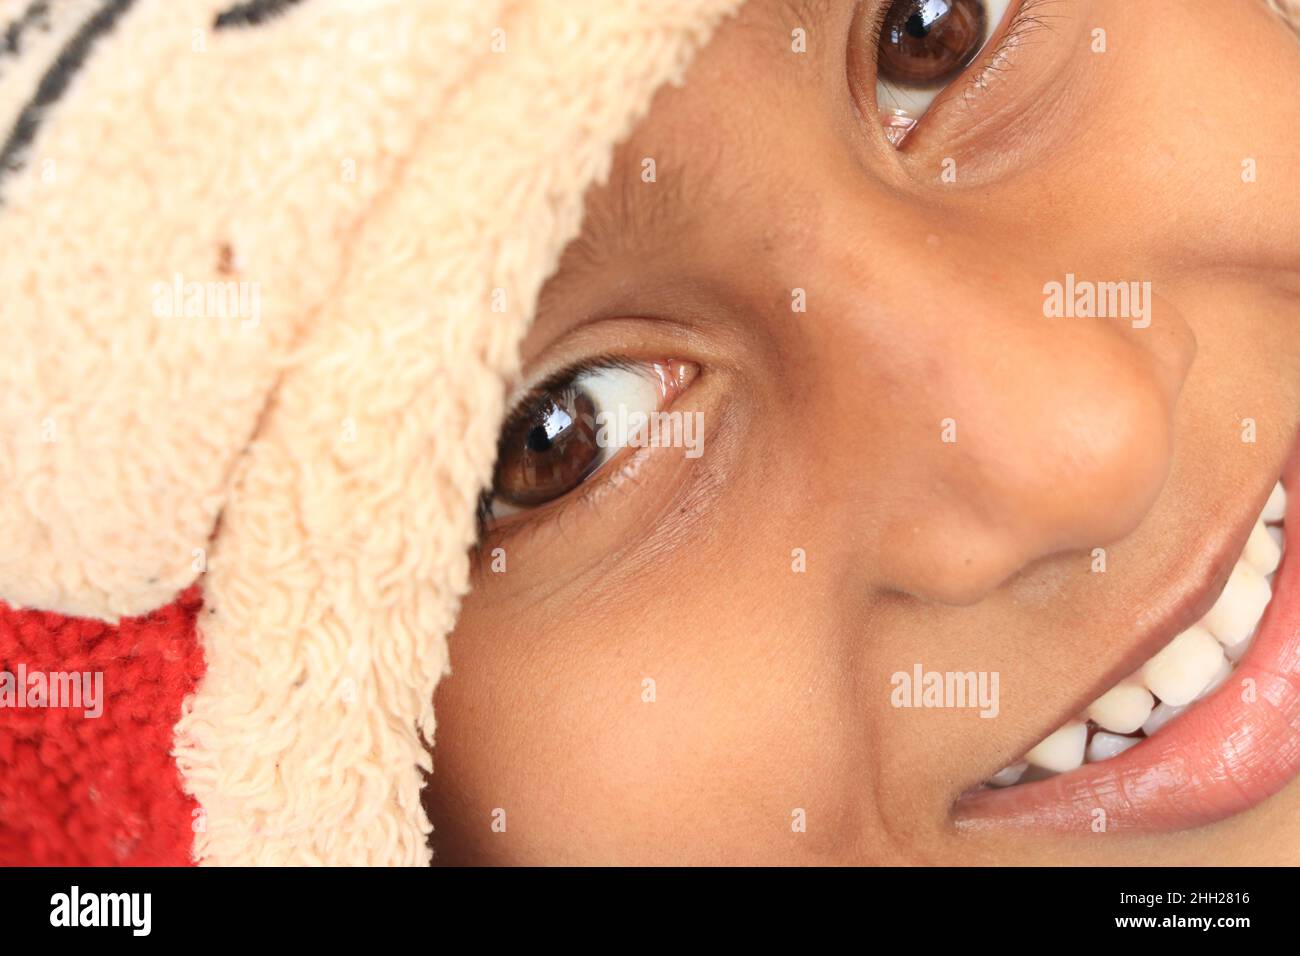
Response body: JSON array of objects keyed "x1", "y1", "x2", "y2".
[{"x1": 424, "y1": 0, "x2": 1300, "y2": 864}]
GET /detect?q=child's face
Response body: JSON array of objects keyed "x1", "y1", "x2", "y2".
[{"x1": 427, "y1": 0, "x2": 1300, "y2": 864}]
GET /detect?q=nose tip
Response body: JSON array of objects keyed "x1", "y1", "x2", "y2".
[
  {"x1": 879, "y1": 318, "x2": 1191, "y2": 608},
  {"x1": 1037, "y1": 351, "x2": 1181, "y2": 548}
]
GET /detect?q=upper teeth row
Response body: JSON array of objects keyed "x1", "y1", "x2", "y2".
[{"x1": 987, "y1": 481, "x2": 1287, "y2": 788}]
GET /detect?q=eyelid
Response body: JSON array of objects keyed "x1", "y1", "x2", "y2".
[
  {"x1": 862, "y1": 0, "x2": 1056, "y2": 148},
  {"x1": 480, "y1": 357, "x2": 698, "y2": 534},
  {"x1": 949, "y1": 0, "x2": 1064, "y2": 103},
  {"x1": 486, "y1": 356, "x2": 650, "y2": 524},
  {"x1": 500, "y1": 354, "x2": 642, "y2": 434},
  {"x1": 877, "y1": 0, "x2": 1016, "y2": 144}
]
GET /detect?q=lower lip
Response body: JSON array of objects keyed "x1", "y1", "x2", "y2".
[{"x1": 955, "y1": 448, "x2": 1300, "y2": 834}]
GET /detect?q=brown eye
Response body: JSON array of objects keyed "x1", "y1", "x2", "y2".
[
  {"x1": 877, "y1": 0, "x2": 988, "y2": 87},
  {"x1": 485, "y1": 359, "x2": 699, "y2": 521},
  {"x1": 493, "y1": 387, "x2": 601, "y2": 508},
  {"x1": 857, "y1": 0, "x2": 1012, "y2": 145}
]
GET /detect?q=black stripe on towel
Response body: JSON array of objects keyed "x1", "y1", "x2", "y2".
[
  {"x1": 213, "y1": 0, "x2": 308, "y2": 30},
  {"x1": 2, "y1": 0, "x2": 53, "y2": 64},
  {"x1": 0, "y1": 0, "x2": 137, "y2": 197}
]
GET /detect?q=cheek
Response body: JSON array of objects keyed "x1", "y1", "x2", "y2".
[
  {"x1": 431, "y1": 569, "x2": 868, "y2": 864},
  {"x1": 1066, "y1": 0, "x2": 1300, "y2": 269}
]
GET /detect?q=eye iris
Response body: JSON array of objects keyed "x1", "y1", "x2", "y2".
[
  {"x1": 879, "y1": 0, "x2": 987, "y2": 88},
  {"x1": 494, "y1": 390, "x2": 600, "y2": 507}
]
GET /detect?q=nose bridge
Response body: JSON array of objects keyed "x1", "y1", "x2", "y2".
[{"x1": 824, "y1": 249, "x2": 1194, "y2": 607}]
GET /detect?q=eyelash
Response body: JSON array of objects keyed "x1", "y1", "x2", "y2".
[
  {"x1": 475, "y1": 354, "x2": 648, "y2": 539},
  {"x1": 964, "y1": 0, "x2": 1063, "y2": 92},
  {"x1": 865, "y1": 0, "x2": 1064, "y2": 132}
]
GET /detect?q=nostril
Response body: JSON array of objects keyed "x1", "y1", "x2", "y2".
[{"x1": 878, "y1": 507, "x2": 1072, "y2": 608}]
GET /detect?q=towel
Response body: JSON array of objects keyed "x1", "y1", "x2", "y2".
[{"x1": 0, "y1": 0, "x2": 742, "y2": 866}]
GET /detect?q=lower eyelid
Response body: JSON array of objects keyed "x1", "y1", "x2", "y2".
[
  {"x1": 875, "y1": 0, "x2": 1080, "y2": 149},
  {"x1": 482, "y1": 437, "x2": 655, "y2": 548},
  {"x1": 962, "y1": 0, "x2": 1065, "y2": 95},
  {"x1": 478, "y1": 394, "x2": 722, "y2": 589},
  {"x1": 876, "y1": 0, "x2": 1017, "y2": 124},
  {"x1": 893, "y1": 0, "x2": 1086, "y2": 160},
  {"x1": 485, "y1": 439, "x2": 617, "y2": 525},
  {"x1": 483, "y1": 361, "x2": 699, "y2": 530}
]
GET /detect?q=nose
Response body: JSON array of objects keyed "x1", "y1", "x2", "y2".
[{"x1": 814, "y1": 239, "x2": 1196, "y2": 607}]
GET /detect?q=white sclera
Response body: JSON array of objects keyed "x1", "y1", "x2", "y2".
[{"x1": 578, "y1": 365, "x2": 665, "y2": 455}]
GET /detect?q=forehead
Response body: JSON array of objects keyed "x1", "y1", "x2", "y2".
[
  {"x1": 779, "y1": 0, "x2": 834, "y2": 26},
  {"x1": 542, "y1": 0, "x2": 838, "y2": 308}
]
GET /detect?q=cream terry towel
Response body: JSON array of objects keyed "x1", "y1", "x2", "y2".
[{"x1": 0, "y1": 0, "x2": 743, "y2": 865}]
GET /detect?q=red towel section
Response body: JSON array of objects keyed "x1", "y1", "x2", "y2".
[{"x1": 0, "y1": 587, "x2": 204, "y2": 866}]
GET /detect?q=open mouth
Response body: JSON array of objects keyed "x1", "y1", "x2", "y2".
[{"x1": 956, "y1": 439, "x2": 1300, "y2": 833}]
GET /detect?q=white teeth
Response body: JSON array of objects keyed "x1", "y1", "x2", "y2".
[
  {"x1": 1087, "y1": 731, "x2": 1141, "y2": 763},
  {"x1": 987, "y1": 762, "x2": 1029, "y2": 788},
  {"x1": 1245, "y1": 520, "x2": 1282, "y2": 576},
  {"x1": 1142, "y1": 700, "x2": 1188, "y2": 737},
  {"x1": 1024, "y1": 721, "x2": 1088, "y2": 774},
  {"x1": 1262, "y1": 481, "x2": 1287, "y2": 523},
  {"x1": 1086, "y1": 681, "x2": 1155, "y2": 735},
  {"x1": 1201, "y1": 561, "x2": 1272, "y2": 649},
  {"x1": 986, "y1": 478, "x2": 1287, "y2": 790},
  {"x1": 1196, "y1": 655, "x2": 1234, "y2": 700},
  {"x1": 1224, "y1": 625, "x2": 1257, "y2": 663},
  {"x1": 1140, "y1": 626, "x2": 1228, "y2": 707}
]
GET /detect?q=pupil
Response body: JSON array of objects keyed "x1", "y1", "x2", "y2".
[
  {"x1": 526, "y1": 424, "x2": 552, "y2": 452},
  {"x1": 905, "y1": 12, "x2": 929, "y2": 38},
  {"x1": 524, "y1": 398, "x2": 576, "y2": 453}
]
